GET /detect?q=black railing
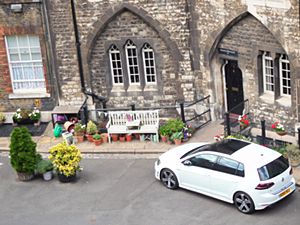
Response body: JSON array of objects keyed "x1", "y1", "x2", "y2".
[
  {"x1": 224, "y1": 99, "x2": 249, "y2": 136},
  {"x1": 91, "y1": 95, "x2": 211, "y2": 130}
]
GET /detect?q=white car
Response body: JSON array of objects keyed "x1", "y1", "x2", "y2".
[{"x1": 155, "y1": 138, "x2": 296, "y2": 214}]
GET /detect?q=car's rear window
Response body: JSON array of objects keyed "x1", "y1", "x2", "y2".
[{"x1": 257, "y1": 156, "x2": 289, "y2": 181}]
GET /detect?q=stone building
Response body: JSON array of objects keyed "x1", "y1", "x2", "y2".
[{"x1": 0, "y1": 0, "x2": 299, "y2": 131}]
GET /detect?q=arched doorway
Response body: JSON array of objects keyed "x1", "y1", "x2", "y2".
[{"x1": 223, "y1": 60, "x2": 244, "y2": 115}]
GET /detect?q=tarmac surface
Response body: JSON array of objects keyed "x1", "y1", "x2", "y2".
[{"x1": 0, "y1": 120, "x2": 299, "y2": 186}]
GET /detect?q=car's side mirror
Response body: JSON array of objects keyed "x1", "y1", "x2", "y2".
[{"x1": 183, "y1": 160, "x2": 192, "y2": 166}]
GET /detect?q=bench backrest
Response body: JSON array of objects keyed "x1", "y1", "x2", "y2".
[{"x1": 108, "y1": 110, "x2": 159, "y2": 126}]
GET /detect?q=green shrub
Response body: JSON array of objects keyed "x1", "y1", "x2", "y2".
[
  {"x1": 36, "y1": 159, "x2": 53, "y2": 174},
  {"x1": 9, "y1": 127, "x2": 39, "y2": 173},
  {"x1": 86, "y1": 120, "x2": 97, "y2": 135},
  {"x1": 166, "y1": 119, "x2": 185, "y2": 134},
  {"x1": 170, "y1": 131, "x2": 183, "y2": 141},
  {"x1": 93, "y1": 134, "x2": 101, "y2": 140},
  {"x1": 159, "y1": 124, "x2": 169, "y2": 136}
]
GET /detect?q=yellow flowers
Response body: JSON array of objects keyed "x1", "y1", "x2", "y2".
[{"x1": 48, "y1": 142, "x2": 82, "y2": 177}]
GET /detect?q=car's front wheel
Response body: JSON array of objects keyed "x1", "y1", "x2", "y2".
[
  {"x1": 160, "y1": 168, "x2": 179, "y2": 189},
  {"x1": 234, "y1": 192, "x2": 255, "y2": 214}
]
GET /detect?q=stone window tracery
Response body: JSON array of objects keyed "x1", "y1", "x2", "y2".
[
  {"x1": 142, "y1": 43, "x2": 157, "y2": 84},
  {"x1": 109, "y1": 45, "x2": 123, "y2": 85}
]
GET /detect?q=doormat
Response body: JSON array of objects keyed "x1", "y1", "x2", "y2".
[{"x1": 0, "y1": 122, "x2": 49, "y2": 137}]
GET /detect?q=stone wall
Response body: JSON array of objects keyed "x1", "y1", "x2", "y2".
[
  {"x1": 193, "y1": 0, "x2": 300, "y2": 129},
  {"x1": 47, "y1": 0, "x2": 195, "y2": 109},
  {"x1": 0, "y1": 1, "x2": 55, "y2": 112}
]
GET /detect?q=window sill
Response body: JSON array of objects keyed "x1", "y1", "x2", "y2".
[
  {"x1": 276, "y1": 96, "x2": 291, "y2": 107},
  {"x1": 127, "y1": 85, "x2": 142, "y2": 92},
  {"x1": 9, "y1": 92, "x2": 50, "y2": 99},
  {"x1": 259, "y1": 93, "x2": 274, "y2": 103}
]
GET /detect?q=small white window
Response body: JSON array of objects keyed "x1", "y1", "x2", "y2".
[
  {"x1": 262, "y1": 52, "x2": 274, "y2": 93},
  {"x1": 5, "y1": 35, "x2": 46, "y2": 93},
  {"x1": 109, "y1": 45, "x2": 123, "y2": 85},
  {"x1": 125, "y1": 40, "x2": 140, "y2": 84},
  {"x1": 142, "y1": 43, "x2": 157, "y2": 84},
  {"x1": 279, "y1": 54, "x2": 291, "y2": 96}
]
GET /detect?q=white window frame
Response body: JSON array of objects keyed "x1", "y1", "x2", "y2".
[
  {"x1": 109, "y1": 45, "x2": 124, "y2": 85},
  {"x1": 262, "y1": 52, "x2": 274, "y2": 93},
  {"x1": 125, "y1": 40, "x2": 140, "y2": 85},
  {"x1": 279, "y1": 54, "x2": 291, "y2": 96},
  {"x1": 142, "y1": 43, "x2": 157, "y2": 84},
  {"x1": 5, "y1": 35, "x2": 46, "y2": 94}
]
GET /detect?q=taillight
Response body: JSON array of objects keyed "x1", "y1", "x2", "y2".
[
  {"x1": 255, "y1": 182, "x2": 274, "y2": 190},
  {"x1": 290, "y1": 168, "x2": 293, "y2": 175}
]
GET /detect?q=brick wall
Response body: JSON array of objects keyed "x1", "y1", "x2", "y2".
[{"x1": 0, "y1": 2, "x2": 56, "y2": 112}]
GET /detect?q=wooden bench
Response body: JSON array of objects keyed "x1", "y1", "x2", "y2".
[{"x1": 106, "y1": 110, "x2": 159, "y2": 143}]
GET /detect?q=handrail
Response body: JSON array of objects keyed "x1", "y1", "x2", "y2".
[
  {"x1": 227, "y1": 99, "x2": 249, "y2": 114},
  {"x1": 185, "y1": 95, "x2": 210, "y2": 107}
]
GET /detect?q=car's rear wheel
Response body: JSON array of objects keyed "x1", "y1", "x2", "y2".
[
  {"x1": 160, "y1": 169, "x2": 178, "y2": 189},
  {"x1": 234, "y1": 192, "x2": 255, "y2": 214}
]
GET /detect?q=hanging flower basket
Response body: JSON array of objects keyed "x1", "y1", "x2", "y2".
[
  {"x1": 276, "y1": 131, "x2": 287, "y2": 136},
  {"x1": 272, "y1": 122, "x2": 287, "y2": 136}
]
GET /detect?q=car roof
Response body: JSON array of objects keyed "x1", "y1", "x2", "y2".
[
  {"x1": 204, "y1": 139, "x2": 251, "y2": 155},
  {"x1": 230, "y1": 141, "x2": 281, "y2": 167}
]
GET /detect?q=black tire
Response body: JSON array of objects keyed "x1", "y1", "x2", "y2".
[
  {"x1": 234, "y1": 192, "x2": 255, "y2": 214},
  {"x1": 160, "y1": 168, "x2": 179, "y2": 189}
]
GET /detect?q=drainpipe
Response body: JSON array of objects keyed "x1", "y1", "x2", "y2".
[
  {"x1": 70, "y1": 0, "x2": 106, "y2": 123},
  {"x1": 70, "y1": 0, "x2": 106, "y2": 102}
]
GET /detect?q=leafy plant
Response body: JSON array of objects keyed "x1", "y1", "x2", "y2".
[
  {"x1": 9, "y1": 127, "x2": 39, "y2": 173},
  {"x1": 86, "y1": 120, "x2": 97, "y2": 135},
  {"x1": 226, "y1": 134, "x2": 251, "y2": 142},
  {"x1": 48, "y1": 142, "x2": 82, "y2": 177},
  {"x1": 0, "y1": 112, "x2": 6, "y2": 122},
  {"x1": 159, "y1": 124, "x2": 168, "y2": 136},
  {"x1": 13, "y1": 108, "x2": 30, "y2": 122},
  {"x1": 36, "y1": 159, "x2": 53, "y2": 174},
  {"x1": 93, "y1": 133, "x2": 101, "y2": 140},
  {"x1": 74, "y1": 122, "x2": 86, "y2": 135},
  {"x1": 170, "y1": 131, "x2": 183, "y2": 141},
  {"x1": 167, "y1": 119, "x2": 185, "y2": 134},
  {"x1": 286, "y1": 144, "x2": 300, "y2": 162},
  {"x1": 29, "y1": 107, "x2": 41, "y2": 122}
]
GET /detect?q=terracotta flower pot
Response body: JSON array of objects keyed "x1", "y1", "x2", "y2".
[
  {"x1": 111, "y1": 134, "x2": 119, "y2": 142},
  {"x1": 101, "y1": 134, "x2": 108, "y2": 143},
  {"x1": 86, "y1": 134, "x2": 94, "y2": 142},
  {"x1": 161, "y1": 135, "x2": 168, "y2": 143},
  {"x1": 93, "y1": 139, "x2": 102, "y2": 146},
  {"x1": 75, "y1": 135, "x2": 84, "y2": 143},
  {"x1": 119, "y1": 136, "x2": 126, "y2": 142},
  {"x1": 126, "y1": 134, "x2": 132, "y2": 142},
  {"x1": 174, "y1": 139, "x2": 182, "y2": 145}
]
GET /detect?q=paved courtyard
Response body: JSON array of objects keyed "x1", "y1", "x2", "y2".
[{"x1": 0, "y1": 156, "x2": 299, "y2": 225}]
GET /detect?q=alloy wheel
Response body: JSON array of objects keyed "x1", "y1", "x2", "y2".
[
  {"x1": 160, "y1": 169, "x2": 178, "y2": 189},
  {"x1": 234, "y1": 192, "x2": 254, "y2": 214}
]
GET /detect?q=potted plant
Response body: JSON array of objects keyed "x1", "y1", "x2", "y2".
[
  {"x1": 125, "y1": 134, "x2": 132, "y2": 142},
  {"x1": 101, "y1": 133, "x2": 108, "y2": 143},
  {"x1": 74, "y1": 122, "x2": 86, "y2": 142},
  {"x1": 86, "y1": 120, "x2": 98, "y2": 142},
  {"x1": 119, "y1": 134, "x2": 126, "y2": 142},
  {"x1": 286, "y1": 144, "x2": 300, "y2": 167},
  {"x1": 48, "y1": 142, "x2": 82, "y2": 183},
  {"x1": 9, "y1": 127, "x2": 40, "y2": 181},
  {"x1": 29, "y1": 107, "x2": 41, "y2": 126},
  {"x1": 170, "y1": 131, "x2": 183, "y2": 145},
  {"x1": 159, "y1": 124, "x2": 169, "y2": 142},
  {"x1": 0, "y1": 112, "x2": 6, "y2": 125},
  {"x1": 12, "y1": 108, "x2": 30, "y2": 125},
  {"x1": 111, "y1": 134, "x2": 119, "y2": 142},
  {"x1": 93, "y1": 133, "x2": 102, "y2": 146},
  {"x1": 36, "y1": 159, "x2": 54, "y2": 181},
  {"x1": 238, "y1": 115, "x2": 250, "y2": 129},
  {"x1": 271, "y1": 121, "x2": 287, "y2": 136}
]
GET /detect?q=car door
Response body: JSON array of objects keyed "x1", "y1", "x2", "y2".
[
  {"x1": 177, "y1": 154, "x2": 218, "y2": 194},
  {"x1": 209, "y1": 156, "x2": 244, "y2": 202}
]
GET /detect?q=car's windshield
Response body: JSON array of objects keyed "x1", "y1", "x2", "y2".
[
  {"x1": 257, "y1": 156, "x2": 289, "y2": 181},
  {"x1": 180, "y1": 144, "x2": 211, "y2": 159}
]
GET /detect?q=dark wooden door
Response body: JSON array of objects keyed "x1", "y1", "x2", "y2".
[{"x1": 224, "y1": 60, "x2": 244, "y2": 115}]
